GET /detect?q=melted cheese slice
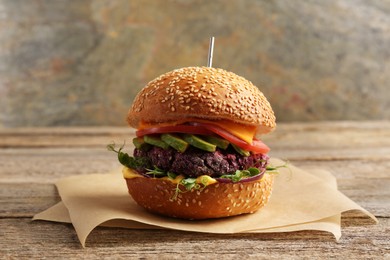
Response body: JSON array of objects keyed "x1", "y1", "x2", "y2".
[
  {"x1": 139, "y1": 119, "x2": 256, "y2": 144},
  {"x1": 122, "y1": 167, "x2": 217, "y2": 186},
  {"x1": 199, "y1": 119, "x2": 256, "y2": 144}
]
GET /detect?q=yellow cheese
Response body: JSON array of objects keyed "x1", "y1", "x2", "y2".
[
  {"x1": 161, "y1": 175, "x2": 184, "y2": 184},
  {"x1": 122, "y1": 167, "x2": 217, "y2": 186},
  {"x1": 139, "y1": 119, "x2": 256, "y2": 144},
  {"x1": 122, "y1": 167, "x2": 141, "y2": 179},
  {"x1": 195, "y1": 175, "x2": 217, "y2": 186},
  {"x1": 198, "y1": 119, "x2": 256, "y2": 144}
]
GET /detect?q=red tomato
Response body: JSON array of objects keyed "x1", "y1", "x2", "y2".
[
  {"x1": 251, "y1": 139, "x2": 271, "y2": 154},
  {"x1": 189, "y1": 122, "x2": 270, "y2": 154},
  {"x1": 136, "y1": 122, "x2": 270, "y2": 154}
]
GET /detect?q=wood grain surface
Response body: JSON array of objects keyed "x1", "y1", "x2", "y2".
[{"x1": 1, "y1": 121, "x2": 389, "y2": 259}]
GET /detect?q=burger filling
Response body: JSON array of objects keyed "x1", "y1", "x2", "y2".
[
  {"x1": 108, "y1": 121, "x2": 279, "y2": 187},
  {"x1": 108, "y1": 130, "x2": 276, "y2": 185},
  {"x1": 107, "y1": 121, "x2": 288, "y2": 199},
  {"x1": 133, "y1": 146, "x2": 269, "y2": 178}
]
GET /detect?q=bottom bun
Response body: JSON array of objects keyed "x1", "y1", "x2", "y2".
[{"x1": 125, "y1": 174, "x2": 274, "y2": 220}]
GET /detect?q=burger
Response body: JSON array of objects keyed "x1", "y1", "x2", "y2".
[{"x1": 108, "y1": 66, "x2": 276, "y2": 220}]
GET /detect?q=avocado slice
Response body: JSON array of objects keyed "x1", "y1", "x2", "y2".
[
  {"x1": 161, "y1": 133, "x2": 189, "y2": 152},
  {"x1": 143, "y1": 135, "x2": 170, "y2": 149},
  {"x1": 231, "y1": 143, "x2": 250, "y2": 157},
  {"x1": 182, "y1": 134, "x2": 216, "y2": 152},
  {"x1": 203, "y1": 135, "x2": 230, "y2": 150},
  {"x1": 132, "y1": 137, "x2": 152, "y2": 151}
]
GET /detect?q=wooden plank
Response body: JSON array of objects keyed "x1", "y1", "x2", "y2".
[
  {"x1": 1, "y1": 217, "x2": 387, "y2": 258},
  {"x1": 0, "y1": 148, "x2": 119, "y2": 183},
  {"x1": 1, "y1": 145, "x2": 389, "y2": 184},
  {"x1": 2, "y1": 155, "x2": 389, "y2": 218},
  {"x1": 0, "y1": 151, "x2": 388, "y2": 217},
  {"x1": 1, "y1": 121, "x2": 389, "y2": 148},
  {"x1": 1, "y1": 148, "x2": 389, "y2": 182},
  {"x1": 1, "y1": 177, "x2": 388, "y2": 218},
  {"x1": 0, "y1": 127, "x2": 130, "y2": 148},
  {"x1": 0, "y1": 183, "x2": 60, "y2": 217}
]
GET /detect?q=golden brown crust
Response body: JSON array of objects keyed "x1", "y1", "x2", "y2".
[
  {"x1": 125, "y1": 174, "x2": 274, "y2": 220},
  {"x1": 127, "y1": 67, "x2": 276, "y2": 134}
]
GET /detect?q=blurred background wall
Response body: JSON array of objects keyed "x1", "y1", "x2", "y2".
[{"x1": 0, "y1": 0, "x2": 389, "y2": 127}]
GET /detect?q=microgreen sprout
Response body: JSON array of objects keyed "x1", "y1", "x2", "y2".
[
  {"x1": 167, "y1": 172, "x2": 177, "y2": 179},
  {"x1": 170, "y1": 177, "x2": 208, "y2": 201},
  {"x1": 219, "y1": 167, "x2": 260, "y2": 182},
  {"x1": 266, "y1": 161, "x2": 290, "y2": 174},
  {"x1": 107, "y1": 142, "x2": 149, "y2": 169},
  {"x1": 145, "y1": 166, "x2": 167, "y2": 178}
]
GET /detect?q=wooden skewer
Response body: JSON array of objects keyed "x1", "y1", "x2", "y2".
[{"x1": 207, "y1": 37, "x2": 215, "y2": 67}]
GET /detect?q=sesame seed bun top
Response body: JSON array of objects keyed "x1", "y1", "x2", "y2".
[{"x1": 127, "y1": 67, "x2": 276, "y2": 134}]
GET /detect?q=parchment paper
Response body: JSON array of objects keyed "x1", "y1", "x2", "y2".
[{"x1": 33, "y1": 158, "x2": 377, "y2": 247}]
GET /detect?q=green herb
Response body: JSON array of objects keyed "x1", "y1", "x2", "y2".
[
  {"x1": 145, "y1": 166, "x2": 167, "y2": 177},
  {"x1": 217, "y1": 161, "x2": 290, "y2": 182},
  {"x1": 170, "y1": 177, "x2": 207, "y2": 201},
  {"x1": 107, "y1": 142, "x2": 149, "y2": 169},
  {"x1": 167, "y1": 172, "x2": 177, "y2": 179},
  {"x1": 219, "y1": 167, "x2": 260, "y2": 182},
  {"x1": 266, "y1": 161, "x2": 290, "y2": 174},
  {"x1": 181, "y1": 178, "x2": 197, "y2": 190}
]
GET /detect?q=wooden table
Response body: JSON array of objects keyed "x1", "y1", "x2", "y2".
[{"x1": 1, "y1": 121, "x2": 389, "y2": 258}]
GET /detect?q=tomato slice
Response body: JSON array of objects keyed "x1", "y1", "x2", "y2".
[
  {"x1": 136, "y1": 125, "x2": 214, "y2": 137},
  {"x1": 135, "y1": 122, "x2": 270, "y2": 154},
  {"x1": 189, "y1": 122, "x2": 270, "y2": 154},
  {"x1": 251, "y1": 139, "x2": 271, "y2": 154}
]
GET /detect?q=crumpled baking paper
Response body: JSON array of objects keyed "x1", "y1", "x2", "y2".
[{"x1": 33, "y1": 158, "x2": 377, "y2": 247}]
